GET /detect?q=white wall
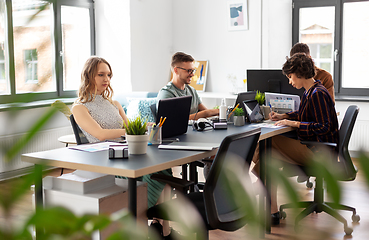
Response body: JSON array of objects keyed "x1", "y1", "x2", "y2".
[
  {"x1": 262, "y1": 0, "x2": 292, "y2": 69},
  {"x1": 129, "y1": 0, "x2": 173, "y2": 93},
  {"x1": 95, "y1": 0, "x2": 132, "y2": 93},
  {"x1": 172, "y1": 0, "x2": 262, "y2": 93}
]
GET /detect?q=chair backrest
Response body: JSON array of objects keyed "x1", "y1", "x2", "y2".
[
  {"x1": 150, "y1": 103, "x2": 157, "y2": 122},
  {"x1": 70, "y1": 114, "x2": 89, "y2": 145},
  {"x1": 338, "y1": 105, "x2": 359, "y2": 179},
  {"x1": 203, "y1": 128, "x2": 261, "y2": 231}
]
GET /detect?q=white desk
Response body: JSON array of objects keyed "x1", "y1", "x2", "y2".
[
  {"x1": 57, "y1": 134, "x2": 76, "y2": 147},
  {"x1": 22, "y1": 123, "x2": 293, "y2": 238}
]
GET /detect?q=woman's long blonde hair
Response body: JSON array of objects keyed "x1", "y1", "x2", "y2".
[{"x1": 77, "y1": 56, "x2": 114, "y2": 103}]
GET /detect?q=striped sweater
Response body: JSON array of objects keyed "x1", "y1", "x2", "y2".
[{"x1": 286, "y1": 80, "x2": 339, "y2": 145}]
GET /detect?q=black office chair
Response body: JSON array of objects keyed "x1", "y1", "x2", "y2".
[
  {"x1": 70, "y1": 114, "x2": 89, "y2": 145},
  {"x1": 279, "y1": 105, "x2": 360, "y2": 235},
  {"x1": 58, "y1": 114, "x2": 89, "y2": 175},
  {"x1": 147, "y1": 128, "x2": 261, "y2": 239}
]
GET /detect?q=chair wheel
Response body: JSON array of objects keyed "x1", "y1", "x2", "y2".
[
  {"x1": 280, "y1": 211, "x2": 287, "y2": 219},
  {"x1": 306, "y1": 181, "x2": 313, "y2": 188},
  {"x1": 344, "y1": 226, "x2": 353, "y2": 235},
  {"x1": 352, "y1": 214, "x2": 360, "y2": 223}
]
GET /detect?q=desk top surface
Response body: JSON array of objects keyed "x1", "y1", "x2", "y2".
[{"x1": 22, "y1": 124, "x2": 293, "y2": 178}]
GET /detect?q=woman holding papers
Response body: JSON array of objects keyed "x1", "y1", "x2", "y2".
[
  {"x1": 72, "y1": 57, "x2": 174, "y2": 237},
  {"x1": 252, "y1": 53, "x2": 338, "y2": 225}
]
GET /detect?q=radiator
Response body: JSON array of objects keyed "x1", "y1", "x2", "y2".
[
  {"x1": 349, "y1": 120, "x2": 369, "y2": 152},
  {"x1": 0, "y1": 126, "x2": 73, "y2": 180}
]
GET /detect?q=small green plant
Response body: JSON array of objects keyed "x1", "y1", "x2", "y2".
[
  {"x1": 233, "y1": 107, "x2": 245, "y2": 116},
  {"x1": 123, "y1": 116, "x2": 148, "y2": 135},
  {"x1": 255, "y1": 90, "x2": 265, "y2": 106}
]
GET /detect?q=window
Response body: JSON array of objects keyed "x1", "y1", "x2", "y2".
[
  {"x1": 0, "y1": 0, "x2": 95, "y2": 103},
  {"x1": 24, "y1": 49, "x2": 38, "y2": 83},
  {"x1": 293, "y1": 0, "x2": 369, "y2": 96}
]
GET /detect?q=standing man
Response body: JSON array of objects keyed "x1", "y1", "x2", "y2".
[
  {"x1": 290, "y1": 42, "x2": 335, "y2": 104},
  {"x1": 157, "y1": 52, "x2": 219, "y2": 120}
]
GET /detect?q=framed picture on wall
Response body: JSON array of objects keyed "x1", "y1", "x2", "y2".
[
  {"x1": 227, "y1": 0, "x2": 248, "y2": 31},
  {"x1": 170, "y1": 60, "x2": 209, "y2": 92}
]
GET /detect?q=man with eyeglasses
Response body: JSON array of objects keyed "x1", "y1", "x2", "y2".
[{"x1": 157, "y1": 52, "x2": 219, "y2": 120}]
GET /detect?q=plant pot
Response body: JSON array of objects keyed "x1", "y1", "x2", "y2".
[
  {"x1": 260, "y1": 105, "x2": 271, "y2": 120},
  {"x1": 233, "y1": 116, "x2": 245, "y2": 126},
  {"x1": 125, "y1": 134, "x2": 149, "y2": 155}
]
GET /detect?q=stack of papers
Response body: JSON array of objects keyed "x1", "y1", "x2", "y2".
[
  {"x1": 158, "y1": 142, "x2": 218, "y2": 151},
  {"x1": 69, "y1": 142, "x2": 127, "y2": 152}
]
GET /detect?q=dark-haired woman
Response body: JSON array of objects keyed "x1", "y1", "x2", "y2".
[{"x1": 254, "y1": 53, "x2": 339, "y2": 225}]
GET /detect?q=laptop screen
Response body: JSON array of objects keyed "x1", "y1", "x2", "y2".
[
  {"x1": 234, "y1": 91, "x2": 257, "y2": 122},
  {"x1": 156, "y1": 95, "x2": 192, "y2": 138},
  {"x1": 243, "y1": 100, "x2": 264, "y2": 123}
]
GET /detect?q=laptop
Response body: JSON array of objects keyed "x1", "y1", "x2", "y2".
[
  {"x1": 156, "y1": 95, "x2": 192, "y2": 138},
  {"x1": 243, "y1": 100, "x2": 264, "y2": 123},
  {"x1": 234, "y1": 91, "x2": 257, "y2": 122}
]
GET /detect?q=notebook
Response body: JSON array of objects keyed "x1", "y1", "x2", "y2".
[{"x1": 156, "y1": 95, "x2": 192, "y2": 138}]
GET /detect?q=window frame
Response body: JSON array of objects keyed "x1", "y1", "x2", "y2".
[
  {"x1": 0, "y1": 0, "x2": 95, "y2": 104},
  {"x1": 292, "y1": 0, "x2": 369, "y2": 97}
]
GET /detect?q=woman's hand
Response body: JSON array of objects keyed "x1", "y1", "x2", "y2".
[
  {"x1": 274, "y1": 119, "x2": 300, "y2": 128},
  {"x1": 269, "y1": 111, "x2": 287, "y2": 121}
]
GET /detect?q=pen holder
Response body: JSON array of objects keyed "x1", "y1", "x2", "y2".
[{"x1": 148, "y1": 126, "x2": 162, "y2": 145}]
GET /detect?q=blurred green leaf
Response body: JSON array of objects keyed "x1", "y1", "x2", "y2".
[
  {"x1": 106, "y1": 210, "x2": 152, "y2": 240},
  {"x1": 26, "y1": 207, "x2": 79, "y2": 235},
  {"x1": 267, "y1": 159, "x2": 300, "y2": 209},
  {"x1": 357, "y1": 152, "x2": 369, "y2": 190},
  {"x1": 0, "y1": 168, "x2": 41, "y2": 212},
  {"x1": 51, "y1": 100, "x2": 72, "y2": 120},
  {"x1": 308, "y1": 153, "x2": 341, "y2": 205},
  {"x1": 219, "y1": 154, "x2": 260, "y2": 237},
  {"x1": 5, "y1": 106, "x2": 59, "y2": 162}
]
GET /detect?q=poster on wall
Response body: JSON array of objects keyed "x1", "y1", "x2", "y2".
[
  {"x1": 227, "y1": 0, "x2": 248, "y2": 31},
  {"x1": 170, "y1": 60, "x2": 208, "y2": 92}
]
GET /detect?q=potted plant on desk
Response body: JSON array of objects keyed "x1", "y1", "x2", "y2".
[
  {"x1": 255, "y1": 90, "x2": 269, "y2": 119},
  {"x1": 233, "y1": 107, "x2": 245, "y2": 126},
  {"x1": 123, "y1": 116, "x2": 149, "y2": 155}
]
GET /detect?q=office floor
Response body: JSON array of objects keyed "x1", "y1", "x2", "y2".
[{"x1": 1, "y1": 161, "x2": 369, "y2": 240}]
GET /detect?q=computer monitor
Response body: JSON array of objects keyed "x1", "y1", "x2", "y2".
[{"x1": 247, "y1": 69, "x2": 304, "y2": 98}]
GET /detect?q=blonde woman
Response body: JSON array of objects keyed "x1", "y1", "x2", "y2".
[
  {"x1": 72, "y1": 56, "x2": 174, "y2": 238},
  {"x1": 72, "y1": 56, "x2": 128, "y2": 142}
]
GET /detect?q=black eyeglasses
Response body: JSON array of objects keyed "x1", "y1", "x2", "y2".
[{"x1": 176, "y1": 67, "x2": 196, "y2": 74}]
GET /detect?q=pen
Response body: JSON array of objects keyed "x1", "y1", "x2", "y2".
[{"x1": 227, "y1": 103, "x2": 240, "y2": 120}]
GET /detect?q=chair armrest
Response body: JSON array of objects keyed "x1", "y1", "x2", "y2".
[
  {"x1": 300, "y1": 141, "x2": 337, "y2": 148},
  {"x1": 150, "y1": 174, "x2": 195, "y2": 192}
]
